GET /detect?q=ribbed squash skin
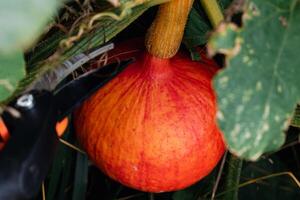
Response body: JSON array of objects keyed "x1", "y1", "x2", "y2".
[{"x1": 74, "y1": 39, "x2": 225, "y2": 192}]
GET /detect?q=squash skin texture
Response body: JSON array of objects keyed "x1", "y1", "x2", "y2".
[{"x1": 74, "y1": 40, "x2": 225, "y2": 192}]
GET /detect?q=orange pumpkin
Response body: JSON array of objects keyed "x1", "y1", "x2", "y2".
[{"x1": 74, "y1": 38, "x2": 225, "y2": 192}]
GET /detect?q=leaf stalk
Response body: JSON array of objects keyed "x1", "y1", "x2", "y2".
[{"x1": 200, "y1": 0, "x2": 224, "y2": 28}]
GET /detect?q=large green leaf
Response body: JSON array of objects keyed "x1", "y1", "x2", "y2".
[
  {"x1": 0, "y1": 0, "x2": 63, "y2": 53},
  {"x1": 208, "y1": 0, "x2": 300, "y2": 160},
  {"x1": 0, "y1": 0, "x2": 62, "y2": 101},
  {"x1": 0, "y1": 51, "x2": 26, "y2": 101}
]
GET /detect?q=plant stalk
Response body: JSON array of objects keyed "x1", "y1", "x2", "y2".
[
  {"x1": 146, "y1": 0, "x2": 194, "y2": 58},
  {"x1": 200, "y1": 0, "x2": 224, "y2": 28},
  {"x1": 222, "y1": 154, "x2": 243, "y2": 200}
]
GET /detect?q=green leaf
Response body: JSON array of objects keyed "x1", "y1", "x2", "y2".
[
  {"x1": 0, "y1": 0, "x2": 62, "y2": 53},
  {"x1": 183, "y1": 0, "x2": 232, "y2": 49},
  {"x1": 46, "y1": 143, "x2": 67, "y2": 200},
  {"x1": 46, "y1": 130, "x2": 76, "y2": 200},
  {"x1": 27, "y1": 31, "x2": 65, "y2": 69},
  {"x1": 72, "y1": 153, "x2": 89, "y2": 200},
  {"x1": 0, "y1": 51, "x2": 26, "y2": 101},
  {"x1": 209, "y1": 0, "x2": 300, "y2": 160},
  {"x1": 184, "y1": 7, "x2": 211, "y2": 47}
]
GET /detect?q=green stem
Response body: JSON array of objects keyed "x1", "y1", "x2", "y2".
[
  {"x1": 222, "y1": 154, "x2": 243, "y2": 200},
  {"x1": 200, "y1": 0, "x2": 224, "y2": 28}
]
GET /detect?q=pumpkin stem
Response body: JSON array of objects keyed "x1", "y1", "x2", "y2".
[
  {"x1": 200, "y1": 0, "x2": 224, "y2": 28},
  {"x1": 145, "y1": 0, "x2": 194, "y2": 59}
]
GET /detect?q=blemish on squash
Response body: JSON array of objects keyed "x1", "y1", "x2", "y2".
[{"x1": 133, "y1": 165, "x2": 138, "y2": 171}]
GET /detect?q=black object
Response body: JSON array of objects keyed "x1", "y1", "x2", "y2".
[{"x1": 0, "y1": 58, "x2": 133, "y2": 200}]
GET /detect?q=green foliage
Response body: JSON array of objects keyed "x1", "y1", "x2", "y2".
[
  {"x1": 46, "y1": 130, "x2": 76, "y2": 200},
  {"x1": 0, "y1": 0, "x2": 167, "y2": 101},
  {"x1": 184, "y1": 8, "x2": 211, "y2": 48},
  {"x1": 0, "y1": 0, "x2": 62, "y2": 102},
  {"x1": 2, "y1": 0, "x2": 300, "y2": 199},
  {"x1": 183, "y1": 0, "x2": 232, "y2": 48},
  {"x1": 0, "y1": 51, "x2": 26, "y2": 101},
  {"x1": 72, "y1": 153, "x2": 89, "y2": 200},
  {"x1": 18, "y1": 0, "x2": 168, "y2": 96},
  {"x1": 0, "y1": 0, "x2": 62, "y2": 53},
  {"x1": 209, "y1": 0, "x2": 300, "y2": 160}
]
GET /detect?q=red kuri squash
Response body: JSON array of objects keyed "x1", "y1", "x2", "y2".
[{"x1": 74, "y1": 0, "x2": 225, "y2": 192}]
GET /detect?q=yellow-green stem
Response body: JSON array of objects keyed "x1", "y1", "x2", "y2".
[
  {"x1": 146, "y1": 0, "x2": 194, "y2": 59},
  {"x1": 200, "y1": 0, "x2": 224, "y2": 28}
]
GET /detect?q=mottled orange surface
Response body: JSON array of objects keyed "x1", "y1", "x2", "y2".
[{"x1": 74, "y1": 39, "x2": 225, "y2": 192}]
